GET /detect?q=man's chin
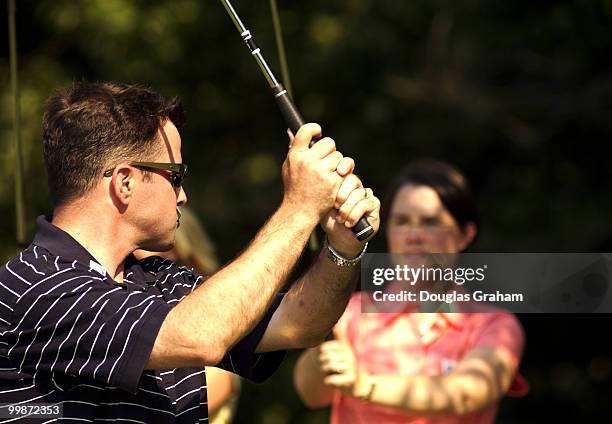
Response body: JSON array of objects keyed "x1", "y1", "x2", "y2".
[
  {"x1": 158, "y1": 243, "x2": 175, "y2": 253},
  {"x1": 141, "y1": 238, "x2": 175, "y2": 254}
]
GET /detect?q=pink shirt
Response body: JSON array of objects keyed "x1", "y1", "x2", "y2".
[{"x1": 331, "y1": 292, "x2": 525, "y2": 424}]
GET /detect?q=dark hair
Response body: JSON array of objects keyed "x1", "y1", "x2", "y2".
[
  {"x1": 381, "y1": 159, "x2": 480, "y2": 232},
  {"x1": 42, "y1": 82, "x2": 186, "y2": 206}
]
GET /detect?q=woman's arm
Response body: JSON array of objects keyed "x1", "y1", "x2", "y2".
[
  {"x1": 320, "y1": 341, "x2": 518, "y2": 417},
  {"x1": 293, "y1": 346, "x2": 336, "y2": 408},
  {"x1": 206, "y1": 367, "x2": 239, "y2": 415}
]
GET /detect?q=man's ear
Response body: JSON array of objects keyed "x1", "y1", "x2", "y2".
[
  {"x1": 109, "y1": 164, "x2": 136, "y2": 206},
  {"x1": 458, "y1": 222, "x2": 478, "y2": 251}
]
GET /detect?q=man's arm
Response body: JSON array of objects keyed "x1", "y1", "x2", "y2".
[
  {"x1": 255, "y1": 250, "x2": 358, "y2": 352},
  {"x1": 256, "y1": 173, "x2": 381, "y2": 352},
  {"x1": 147, "y1": 123, "x2": 347, "y2": 369}
]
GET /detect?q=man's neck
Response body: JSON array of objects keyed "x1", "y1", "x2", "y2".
[{"x1": 52, "y1": 202, "x2": 132, "y2": 283}]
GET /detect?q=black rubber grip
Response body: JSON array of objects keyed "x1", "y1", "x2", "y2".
[
  {"x1": 272, "y1": 84, "x2": 373, "y2": 241},
  {"x1": 351, "y1": 216, "x2": 374, "y2": 241},
  {"x1": 272, "y1": 84, "x2": 304, "y2": 134}
]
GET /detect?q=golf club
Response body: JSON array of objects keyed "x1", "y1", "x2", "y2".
[{"x1": 219, "y1": 0, "x2": 374, "y2": 242}]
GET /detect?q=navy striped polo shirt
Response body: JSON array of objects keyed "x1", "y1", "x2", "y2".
[{"x1": 0, "y1": 216, "x2": 285, "y2": 423}]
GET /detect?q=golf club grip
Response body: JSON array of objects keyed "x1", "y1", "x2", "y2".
[
  {"x1": 272, "y1": 84, "x2": 375, "y2": 242},
  {"x1": 272, "y1": 84, "x2": 305, "y2": 135}
]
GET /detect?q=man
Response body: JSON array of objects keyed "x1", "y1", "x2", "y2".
[{"x1": 0, "y1": 82, "x2": 380, "y2": 422}]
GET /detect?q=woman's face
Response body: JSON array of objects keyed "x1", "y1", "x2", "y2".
[{"x1": 386, "y1": 184, "x2": 475, "y2": 255}]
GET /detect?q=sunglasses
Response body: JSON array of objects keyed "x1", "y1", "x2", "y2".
[{"x1": 104, "y1": 162, "x2": 188, "y2": 189}]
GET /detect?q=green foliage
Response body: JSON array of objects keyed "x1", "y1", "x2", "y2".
[{"x1": 2, "y1": 0, "x2": 612, "y2": 421}]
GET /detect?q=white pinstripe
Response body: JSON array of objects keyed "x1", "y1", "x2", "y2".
[
  {"x1": 78, "y1": 292, "x2": 148, "y2": 377},
  {"x1": 19, "y1": 252, "x2": 44, "y2": 275},
  {"x1": 92, "y1": 295, "x2": 157, "y2": 377},
  {"x1": 0, "y1": 281, "x2": 20, "y2": 297},
  {"x1": 176, "y1": 404, "x2": 201, "y2": 417},
  {"x1": 51, "y1": 311, "x2": 83, "y2": 382},
  {"x1": 11, "y1": 274, "x2": 99, "y2": 331},
  {"x1": 64, "y1": 299, "x2": 109, "y2": 375},
  {"x1": 97, "y1": 401, "x2": 174, "y2": 416},
  {"x1": 0, "y1": 300, "x2": 14, "y2": 311},
  {"x1": 166, "y1": 370, "x2": 205, "y2": 390},
  {"x1": 4, "y1": 262, "x2": 34, "y2": 286},
  {"x1": 6, "y1": 330, "x2": 22, "y2": 357},
  {"x1": 90, "y1": 287, "x2": 122, "y2": 309},
  {"x1": 105, "y1": 299, "x2": 156, "y2": 383},
  {"x1": 175, "y1": 387, "x2": 201, "y2": 403},
  {"x1": 18, "y1": 326, "x2": 40, "y2": 373}
]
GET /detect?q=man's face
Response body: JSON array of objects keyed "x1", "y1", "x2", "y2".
[{"x1": 133, "y1": 120, "x2": 188, "y2": 252}]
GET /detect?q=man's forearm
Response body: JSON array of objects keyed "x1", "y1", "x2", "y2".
[
  {"x1": 273, "y1": 249, "x2": 359, "y2": 348},
  {"x1": 152, "y1": 202, "x2": 317, "y2": 367}
]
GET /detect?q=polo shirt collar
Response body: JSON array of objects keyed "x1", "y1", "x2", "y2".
[
  {"x1": 438, "y1": 312, "x2": 465, "y2": 329},
  {"x1": 124, "y1": 254, "x2": 159, "y2": 286},
  {"x1": 33, "y1": 215, "x2": 101, "y2": 267},
  {"x1": 32, "y1": 215, "x2": 154, "y2": 288}
]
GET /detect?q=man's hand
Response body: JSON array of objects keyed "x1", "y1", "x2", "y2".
[
  {"x1": 282, "y1": 123, "x2": 345, "y2": 224},
  {"x1": 321, "y1": 173, "x2": 381, "y2": 258},
  {"x1": 283, "y1": 123, "x2": 380, "y2": 253},
  {"x1": 319, "y1": 340, "x2": 373, "y2": 400}
]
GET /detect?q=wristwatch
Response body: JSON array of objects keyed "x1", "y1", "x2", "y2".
[{"x1": 324, "y1": 236, "x2": 368, "y2": 267}]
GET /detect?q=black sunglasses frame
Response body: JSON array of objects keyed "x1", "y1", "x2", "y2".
[{"x1": 103, "y1": 162, "x2": 188, "y2": 189}]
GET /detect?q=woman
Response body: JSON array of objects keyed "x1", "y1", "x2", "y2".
[{"x1": 293, "y1": 160, "x2": 526, "y2": 423}]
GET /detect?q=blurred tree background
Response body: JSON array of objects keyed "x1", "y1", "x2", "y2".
[{"x1": 1, "y1": 0, "x2": 612, "y2": 422}]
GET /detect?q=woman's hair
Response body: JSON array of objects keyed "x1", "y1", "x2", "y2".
[
  {"x1": 173, "y1": 207, "x2": 219, "y2": 275},
  {"x1": 381, "y1": 159, "x2": 480, "y2": 232}
]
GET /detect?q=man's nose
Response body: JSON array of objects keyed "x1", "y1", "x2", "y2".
[{"x1": 178, "y1": 186, "x2": 188, "y2": 206}]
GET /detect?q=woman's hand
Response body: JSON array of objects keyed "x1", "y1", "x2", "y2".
[{"x1": 318, "y1": 340, "x2": 373, "y2": 400}]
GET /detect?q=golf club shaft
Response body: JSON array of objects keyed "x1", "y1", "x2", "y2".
[{"x1": 220, "y1": 0, "x2": 374, "y2": 242}]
